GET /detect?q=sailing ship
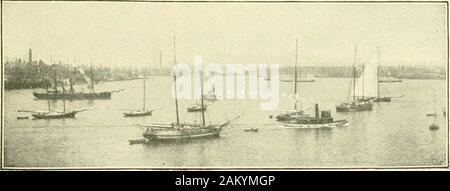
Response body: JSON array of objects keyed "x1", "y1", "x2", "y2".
[
  {"x1": 336, "y1": 46, "x2": 373, "y2": 112},
  {"x1": 138, "y1": 37, "x2": 238, "y2": 142},
  {"x1": 33, "y1": 63, "x2": 113, "y2": 100},
  {"x1": 203, "y1": 86, "x2": 218, "y2": 101},
  {"x1": 123, "y1": 70, "x2": 155, "y2": 117},
  {"x1": 284, "y1": 104, "x2": 348, "y2": 129},
  {"x1": 19, "y1": 79, "x2": 92, "y2": 119},
  {"x1": 356, "y1": 46, "x2": 399, "y2": 102},
  {"x1": 276, "y1": 39, "x2": 309, "y2": 121}
]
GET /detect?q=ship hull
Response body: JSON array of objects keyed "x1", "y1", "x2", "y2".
[
  {"x1": 284, "y1": 120, "x2": 348, "y2": 129},
  {"x1": 123, "y1": 111, "x2": 153, "y2": 117},
  {"x1": 33, "y1": 92, "x2": 112, "y2": 100},
  {"x1": 142, "y1": 122, "x2": 229, "y2": 143},
  {"x1": 357, "y1": 97, "x2": 391, "y2": 102},
  {"x1": 336, "y1": 102, "x2": 373, "y2": 112},
  {"x1": 143, "y1": 128, "x2": 221, "y2": 142},
  {"x1": 32, "y1": 111, "x2": 77, "y2": 119}
]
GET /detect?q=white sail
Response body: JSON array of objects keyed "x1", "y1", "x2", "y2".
[{"x1": 353, "y1": 64, "x2": 378, "y2": 97}]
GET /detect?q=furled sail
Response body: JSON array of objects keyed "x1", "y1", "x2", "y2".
[{"x1": 353, "y1": 64, "x2": 378, "y2": 97}]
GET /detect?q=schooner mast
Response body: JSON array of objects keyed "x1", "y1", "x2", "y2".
[{"x1": 173, "y1": 36, "x2": 180, "y2": 126}]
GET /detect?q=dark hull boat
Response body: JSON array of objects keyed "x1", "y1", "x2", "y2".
[
  {"x1": 336, "y1": 101, "x2": 373, "y2": 112},
  {"x1": 276, "y1": 111, "x2": 309, "y2": 121},
  {"x1": 285, "y1": 104, "x2": 348, "y2": 129},
  {"x1": 187, "y1": 104, "x2": 207, "y2": 112},
  {"x1": 357, "y1": 96, "x2": 391, "y2": 102},
  {"x1": 142, "y1": 122, "x2": 228, "y2": 142},
  {"x1": 32, "y1": 111, "x2": 77, "y2": 119},
  {"x1": 33, "y1": 91, "x2": 112, "y2": 100},
  {"x1": 244, "y1": 128, "x2": 258, "y2": 132},
  {"x1": 123, "y1": 110, "x2": 153, "y2": 117},
  {"x1": 429, "y1": 123, "x2": 439, "y2": 130}
]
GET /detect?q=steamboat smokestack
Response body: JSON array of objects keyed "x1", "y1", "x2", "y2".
[
  {"x1": 28, "y1": 48, "x2": 32, "y2": 64},
  {"x1": 315, "y1": 103, "x2": 319, "y2": 118}
]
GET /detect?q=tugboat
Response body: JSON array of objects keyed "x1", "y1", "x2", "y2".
[
  {"x1": 285, "y1": 104, "x2": 348, "y2": 129},
  {"x1": 336, "y1": 46, "x2": 373, "y2": 112},
  {"x1": 276, "y1": 39, "x2": 310, "y2": 121},
  {"x1": 138, "y1": 36, "x2": 239, "y2": 142}
]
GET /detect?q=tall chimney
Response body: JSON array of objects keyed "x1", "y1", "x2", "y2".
[
  {"x1": 28, "y1": 48, "x2": 32, "y2": 64},
  {"x1": 315, "y1": 103, "x2": 319, "y2": 118}
]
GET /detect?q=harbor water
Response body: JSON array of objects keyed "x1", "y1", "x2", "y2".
[{"x1": 3, "y1": 76, "x2": 447, "y2": 168}]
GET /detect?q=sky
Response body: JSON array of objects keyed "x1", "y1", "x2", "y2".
[{"x1": 2, "y1": 2, "x2": 447, "y2": 68}]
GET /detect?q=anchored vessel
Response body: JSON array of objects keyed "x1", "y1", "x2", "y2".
[
  {"x1": 356, "y1": 46, "x2": 401, "y2": 103},
  {"x1": 276, "y1": 39, "x2": 309, "y2": 121},
  {"x1": 186, "y1": 103, "x2": 207, "y2": 112},
  {"x1": 20, "y1": 79, "x2": 91, "y2": 119},
  {"x1": 139, "y1": 37, "x2": 236, "y2": 142},
  {"x1": 123, "y1": 69, "x2": 155, "y2": 117},
  {"x1": 33, "y1": 64, "x2": 113, "y2": 100},
  {"x1": 336, "y1": 46, "x2": 373, "y2": 112},
  {"x1": 285, "y1": 104, "x2": 348, "y2": 129}
]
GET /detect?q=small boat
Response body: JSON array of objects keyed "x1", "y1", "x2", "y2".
[
  {"x1": 276, "y1": 110, "x2": 309, "y2": 121},
  {"x1": 32, "y1": 111, "x2": 77, "y2": 119},
  {"x1": 336, "y1": 101, "x2": 373, "y2": 112},
  {"x1": 186, "y1": 103, "x2": 207, "y2": 112},
  {"x1": 128, "y1": 139, "x2": 147, "y2": 144},
  {"x1": 379, "y1": 77, "x2": 402, "y2": 83},
  {"x1": 203, "y1": 90, "x2": 217, "y2": 101},
  {"x1": 123, "y1": 70, "x2": 155, "y2": 117},
  {"x1": 244, "y1": 128, "x2": 258, "y2": 132},
  {"x1": 17, "y1": 116, "x2": 29, "y2": 120},
  {"x1": 429, "y1": 123, "x2": 439, "y2": 130},
  {"x1": 124, "y1": 110, "x2": 153, "y2": 117}
]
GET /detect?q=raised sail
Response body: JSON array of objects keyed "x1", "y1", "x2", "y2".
[{"x1": 353, "y1": 64, "x2": 379, "y2": 98}]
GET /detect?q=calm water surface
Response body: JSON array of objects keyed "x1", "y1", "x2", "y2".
[{"x1": 3, "y1": 76, "x2": 448, "y2": 168}]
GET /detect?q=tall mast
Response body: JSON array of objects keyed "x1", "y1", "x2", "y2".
[
  {"x1": 377, "y1": 45, "x2": 380, "y2": 98},
  {"x1": 200, "y1": 68, "x2": 206, "y2": 127},
  {"x1": 173, "y1": 36, "x2": 180, "y2": 126},
  {"x1": 362, "y1": 63, "x2": 365, "y2": 100},
  {"x1": 294, "y1": 39, "x2": 298, "y2": 110},
  {"x1": 353, "y1": 45, "x2": 357, "y2": 102},
  {"x1": 90, "y1": 60, "x2": 95, "y2": 93},
  {"x1": 67, "y1": 64, "x2": 74, "y2": 95},
  {"x1": 143, "y1": 68, "x2": 146, "y2": 110},
  {"x1": 62, "y1": 79, "x2": 66, "y2": 112}
]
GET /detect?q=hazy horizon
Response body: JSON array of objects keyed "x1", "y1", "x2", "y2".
[{"x1": 2, "y1": 2, "x2": 447, "y2": 68}]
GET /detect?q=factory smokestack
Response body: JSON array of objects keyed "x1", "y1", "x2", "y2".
[
  {"x1": 28, "y1": 49, "x2": 32, "y2": 64},
  {"x1": 315, "y1": 103, "x2": 319, "y2": 118}
]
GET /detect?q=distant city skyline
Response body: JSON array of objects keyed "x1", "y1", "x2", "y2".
[{"x1": 3, "y1": 2, "x2": 447, "y2": 68}]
